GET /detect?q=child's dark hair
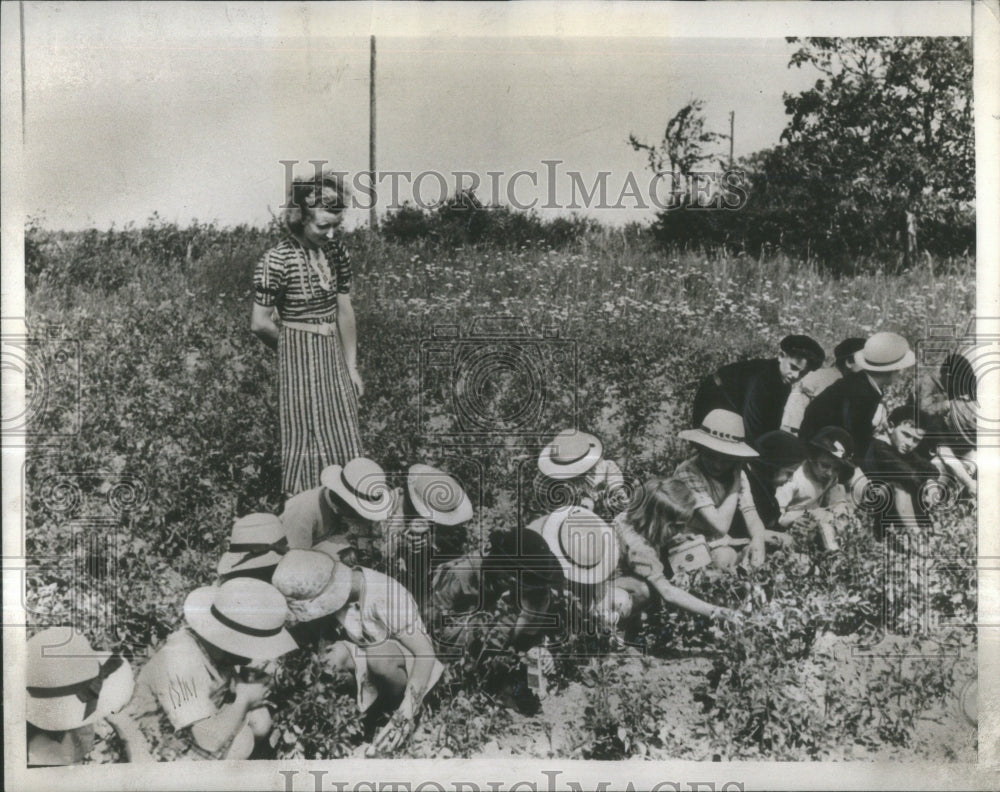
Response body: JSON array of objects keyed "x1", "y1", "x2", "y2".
[{"x1": 888, "y1": 405, "x2": 933, "y2": 428}]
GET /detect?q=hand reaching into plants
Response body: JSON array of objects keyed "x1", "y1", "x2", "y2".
[{"x1": 365, "y1": 710, "x2": 415, "y2": 757}]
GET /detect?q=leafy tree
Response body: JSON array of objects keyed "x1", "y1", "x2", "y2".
[
  {"x1": 781, "y1": 37, "x2": 974, "y2": 267},
  {"x1": 629, "y1": 99, "x2": 728, "y2": 201}
]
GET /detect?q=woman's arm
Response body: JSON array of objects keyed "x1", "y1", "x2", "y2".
[
  {"x1": 337, "y1": 293, "x2": 364, "y2": 398},
  {"x1": 251, "y1": 303, "x2": 280, "y2": 352}
]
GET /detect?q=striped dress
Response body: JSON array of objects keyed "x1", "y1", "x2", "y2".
[{"x1": 254, "y1": 237, "x2": 363, "y2": 495}]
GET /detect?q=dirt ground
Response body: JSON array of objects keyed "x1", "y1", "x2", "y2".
[{"x1": 462, "y1": 642, "x2": 977, "y2": 762}]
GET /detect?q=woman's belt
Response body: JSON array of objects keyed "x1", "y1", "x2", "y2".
[{"x1": 283, "y1": 319, "x2": 337, "y2": 336}]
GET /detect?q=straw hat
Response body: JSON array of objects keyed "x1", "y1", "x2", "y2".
[
  {"x1": 853, "y1": 332, "x2": 916, "y2": 372},
  {"x1": 26, "y1": 627, "x2": 134, "y2": 732},
  {"x1": 532, "y1": 506, "x2": 620, "y2": 585},
  {"x1": 217, "y1": 513, "x2": 288, "y2": 577},
  {"x1": 272, "y1": 548, "x2": 354, "y2": 623},
  {"x1": 184, "y1": 579, "x2": 298, "y2": 660},
  {"x1": 320, "y1": 457, "x2": 395, "y2": 522},
  {"x1": 678, "y1": 410, "x2": 759, "y2": 458},
  {"x1": 808, "y1": 426, "x2": 856, "y2": 470},
  {"x1": 407, "y1": 463, "x2": 473, "y2": 527},
  {"x1": 538, "y1": 429, "x2": 604, "y2": 479}
]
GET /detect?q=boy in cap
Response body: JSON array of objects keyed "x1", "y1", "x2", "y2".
[
  {"x1": 280, "y1": 456, "x2": 396, "y2": 565},
  {"x1": 535, "y1": 429, "x2": 628, "y2": 518},
  {"x1": 115, "y1": 578, "x2": 298, "y2": 761},
  {"x1": 800, "y1": 332, "x2": 916, "y2": 460},
  {"x1": 26, "y1": 627, "x2": 140, "y2": 765},
  {"x1": 691, "y1": 334, "x2": 825, "y2": 447},
  {"x1": 672, "y1": 410, "x2": 769, "y2": 569},
  {"x1": 780, "y1": 338, "x2": 866, "y2": 435}
]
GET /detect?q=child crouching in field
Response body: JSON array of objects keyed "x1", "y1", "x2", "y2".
[
  {"x1": 744, "y1": 430, "x2": 809, "y2": 547},
  {"x1": 26, "y1": 628, "x2": 137, "y2": 766},
  {"x1": 280, "y1": 457, "x2": 397, "y2": 565},
  {"x1": 775, "y1": 426, "x2": 855, "y2": 550},
  {"x1": 598, "y1": 479, "x2": 740, "y2": 632},
  {"x1": 273, "y1": 546, "x2": 445, "y2": 757},
  {"x1": 114, "y1": 579, "x2": 298, "y2": 761},
  {"x1": 673, "y1": 410, "x2": 768, "y2": 569},
  {"x1": 535, "y1": 429, "x2": 629, "y2": 518},
  {"x1": 863, "y1": 406, "x2": 943, "y2": 534},
  {"x1": 383, "y1": 463, "x2": 474, "y2": 614},
  {"x1": 931, "y1": 351, "x2": 978, "y2": 497},
  {"x1": 427, "y1": 527, "x2": 564, "y2": 714}
]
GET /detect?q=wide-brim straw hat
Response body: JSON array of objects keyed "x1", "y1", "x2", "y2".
[
  {"x1": 26, "y1": 627, "x2": 134, "y2": 732},
  {"x1": 853, "y1": 332, "x2": 916, "y2": 372},
  {"x1": 320, "y1": 457, "x2": 395, "y2": 522},
  {"x1": 184, "y1": 578, "x2": 298, "y2": 661},
  {"x1": 808, "y1": 426, "x2": 856, "y2": 470},
  {"x1": 217, "y1": 513, "x2": 288, "y2": 577},
  {"x1": 272, "y1": 548, "x2": 354, "y2": 623},
  {"x1": 678, "y1": 410, "x2": 759, "y2": 458},
  {"x1": 533, "y1": 506, "x2": 619, "y2": 585},
  {"x1": 538, "y1": 429, "x2": 603, "y2": 479},
  {"x1": 407, "y1": 463, "x2": 473, "y2": 527}
]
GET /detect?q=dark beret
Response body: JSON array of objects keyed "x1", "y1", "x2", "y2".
[{"x1": 780, "y1": 334, "x2": 825, "y2": 372}]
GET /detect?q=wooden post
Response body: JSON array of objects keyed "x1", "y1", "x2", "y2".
[
  {"x1": 369, "y1": 35, "x2": 376, "y2": 232},
  {"x1": 728, "y1": 111, "x2": 734, "y2": 168}
]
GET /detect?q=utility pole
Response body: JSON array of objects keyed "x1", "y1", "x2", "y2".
[
  {"x1": 369, "y1": 35, "x2": 377, "y2": 232},
  {"x1": 728, "y1": 111, "x2": 734, "y2": 168}
]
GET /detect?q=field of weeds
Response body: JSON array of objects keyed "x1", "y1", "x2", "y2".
[{"x1": 23, "y1": 219, "x2": 977, "y2": 761}]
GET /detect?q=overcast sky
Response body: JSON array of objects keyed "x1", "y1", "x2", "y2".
[{"x1": 15, "y1": 2, "x2": 968, "y2": 230}]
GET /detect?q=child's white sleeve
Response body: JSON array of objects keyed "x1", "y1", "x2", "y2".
[{"x1": 775, "y1": 479, "x2": 796, "y2": 511}]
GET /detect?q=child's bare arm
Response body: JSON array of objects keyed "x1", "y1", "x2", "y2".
[
  {"x1": 105, "y1": 711, "x2": 156, "y2": 763},
  {"x1": 937, "y1": 445, "x2": 977, "y2": 493},
  {"x1": 691, "y1": 493, "x2": 740, "y2": 539},
  {"x1": 893, "y1": 486, "x2": 922, "y2": 532},
  {"x1": 189, "y1": 683, "x2": 264, "y2": 755}
]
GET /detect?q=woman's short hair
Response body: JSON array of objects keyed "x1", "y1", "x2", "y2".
[
  {"x1": 625, "y1": 478, "x2": 696, "y2": 550},
  {"x1": 283, "y1": 171, "x2": 349, "y2": 235}
]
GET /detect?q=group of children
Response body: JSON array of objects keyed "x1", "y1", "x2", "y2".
[{"x1": 26, "y1": 330, "x2": 978, "y2": 764}]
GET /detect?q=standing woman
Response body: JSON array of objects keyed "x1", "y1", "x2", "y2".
[{"x1": 251, "y1": 171, "x2": 364, "y2": 497}]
